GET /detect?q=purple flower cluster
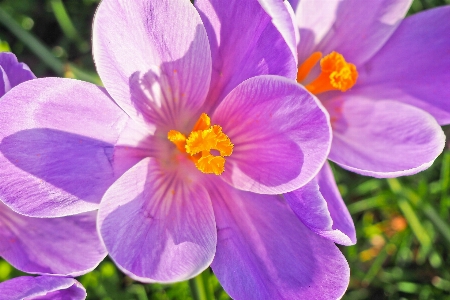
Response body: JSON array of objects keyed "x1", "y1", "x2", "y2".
[{"x1": 0, "y1": 0, "x2": 448, "y2": 299}]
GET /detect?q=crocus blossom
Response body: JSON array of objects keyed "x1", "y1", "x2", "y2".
[
  {"x1": 289, "y1": 0, "x2": 447, "y2": 178},
  {"x1": 0, "y1": 276, "x2": 86, "y2": 300},
  {"x1": 0, "y1": 0, "x2": 350, "y2": 298},
  {"x1": 0, "y1": 52, "x2": 106, "y2": 276}
]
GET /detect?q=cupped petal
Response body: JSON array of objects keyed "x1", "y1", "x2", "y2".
[
  {"x1": 98, "y1": 157, "x2": 216, "y2": 283},
  {"x1": 0, "y1": 201, "x2": 106, "y2": 276},
  {"x1": 292, "y1": 0, "x2": 412, "y2": 66},
  {"x1": 0, "y1": 78, "x2": 129, "y2": 217},
  {"x1": 209, "y1": 180, "x2": 349, "y2": 300},
  {"x1": 213, "y1": 75, "x2": 331, "y2": 194},
  {"x1": 357, "y1": 6, "x2": 450, "y2": 125},
  {"x1": 257, "y1": 0, "x2": 299, "y2": 64},
  {"x1": 195, "y1": 0, "x2": 297, "y2": 111},
  {"x1": 285, "y1": 162, "x2": 356, "y2": 246},
  {"x1": 0, "y1": 276, "x2": 86, "y2": 300},
  {"x1": 93, "y1": 0, "x2": 211, "y2": 127},
  {"x1": 326, "y1": 96, "x2": 445, "y2": 177},
  {"x1": 0, "y1": 52, "x2": 35, "y2": 97}
]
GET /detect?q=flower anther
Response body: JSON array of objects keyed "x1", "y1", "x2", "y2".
[
  {"x1": 168, "y1": 113, "x2": 233, "y2": 175},
  {"x1": 297, "y1": 51, "x2": 358, "y2": 95}
]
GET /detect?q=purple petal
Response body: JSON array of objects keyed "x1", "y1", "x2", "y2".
[
  {"x1": 0, "y1": 201, "x2": 106, "y2": 276},
  {"x1": 0, "y1": 52, "x2": 35, "y2": 97},
  {"x1": 258, "y1": 0, "x2": 299, "y2": 64},
  {"x1": 195, "y1": 0, "x2": 297, "y2": 110},
  {"x1": 285, "y1": 162, "x2": 356, "y2": 246},
  {"x1": 0, "y1": 78, "x2": 129, "y2": 217},
  {"x1": 213, "y1": 76, "x2": 331, "y2": 194},
  {"x1": 0, "y1": 276, "x2": 86, "y2": 300},
  {"x1": 93, "y1": 0, "x2": 211, "y2": 124},
  {"x1": 209, "y1": 180, "x2": 349, "y2": 299},
  {"x1": 292, "y1": 0, "x2": 411, "y2": 66},
  {"x1": 357, "y1": 6, "x2": 450, "y2": 125},
  {"x1": 98, "y1": 157, "x2": 216, "y2": 283},
  {"x1": 326, "y1": 96, "x2": 445, "y2": 177}
]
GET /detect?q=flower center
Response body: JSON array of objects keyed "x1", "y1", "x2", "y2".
[
  {"x1": 297, "y1": 51, "x2": 358, "y2": 95},
  {"x1": 167, "y1": 113, "x2": 233, "y2": 175}
]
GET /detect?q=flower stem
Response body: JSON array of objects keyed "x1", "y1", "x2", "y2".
[{"x1": 188, "y1": 270, "x2": 214, "y2": 300}]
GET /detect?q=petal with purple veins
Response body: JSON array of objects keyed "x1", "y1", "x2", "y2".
[
  {"x1": 98, "y1": 157, "x2": 216, "y2": 283},
  {"x1": 0, "y1": 78, "x2": 129, "y2": 217},
  {"x1": 195, "y1": 0, "x2": 297, "y2": 110},
  {"x1": 285, "y1": 161, "x2": 356, "y2": 246},
  {"x1": 0, "y1": 276, "x2": 86, "y2": 300},
  {"x1": 291, "y1": 0, "x2": 412, "y2": 66},
  {"x1": 209, "y1": 179, "x2": 349, "y2": 300},
  {"x1": 213, "y1": 75, "x2": 331, "y2": 194},
  {"x1": 326, "y1": 96, "x2": 445, "y2": 177},
  {"x1": 357, "y1": 6, "x2": 450, "y2": 125},
  {"x1": 0, "y1": 201, "x2": 106, "y2": 276},
  {"x1": 93, "y1": 0, "x2": 211, "y2": 126}
]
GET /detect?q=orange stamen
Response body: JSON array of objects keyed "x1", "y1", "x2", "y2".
[
  {"x1": 298, "y1": 51, "x2": 358, "y2": 95},
  {"x1": 167, "y1": 130, "x2": 186, "y2": 153},
  {"x1": 297, "y1": 51, "x2": 323, "y2": 82},
  {"x1": 168, "y1": 113, "x2": 233, "y2": 175}
]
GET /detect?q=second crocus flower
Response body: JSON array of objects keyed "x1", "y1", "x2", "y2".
[{"x1": 290, "y1": 0, "x2": 446, "y2": 177}]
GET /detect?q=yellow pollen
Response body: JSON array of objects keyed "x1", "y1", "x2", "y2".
[
  {"x1": 297, "y1": 51, "x2": 358, "y2": 95},
  {"x1": 167, "y1": 113, "x2": 233, "y2": 175}
]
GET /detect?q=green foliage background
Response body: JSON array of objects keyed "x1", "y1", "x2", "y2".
[{"x1": 1, "y1": 0, "x2": 450, "y2": 299}]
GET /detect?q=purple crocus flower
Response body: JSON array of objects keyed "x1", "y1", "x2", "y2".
[
  {"x1": 0, "y1": 0, "x2": 350, "y2": 298},
  {"x1": 0, "y1": 276, "x2": 86, "y2": 300},
  {"x1": 289, "y1": 0, "x2": 447, "y2": 177},
  {"x1": 0, "y1": 52, "x2": 106, "y2": 276},
  {"x1": 279, "y1": 0, "x2": 449, "y2": 247}
]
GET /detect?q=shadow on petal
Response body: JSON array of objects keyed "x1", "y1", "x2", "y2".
[{"x1": 0, "y1": 128, "x2": 115, "y2": 203}]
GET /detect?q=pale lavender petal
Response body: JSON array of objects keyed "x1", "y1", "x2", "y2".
[
  {"x1": 357, "y1": 6, "x2": 450, "y2": 125},
  {"x1": 209, "y1": 180, "x2": 349, "y2": 299},
  {"x1": 0, "y1": 201, "x2": 106, "y2": 276},
  {"x1": 213, "y1": 76, "x2": 331, "y2": 194},
  {"x1": 0, "y1": 78, "x2": 129, "y2": 217},
  {"x1": 292, "y1": 0, "x2": 412, "y2": 66},
  {"x1": 195, "y1": 0, "x2": 296, "y2": 110},
  {"x1": 326, "y1": 96, "x2": 445, "y2": 177},
  {"x1": 0, "y1": 52, "x2": 35, "y2": 97},
  {"x1": 285, "y1": 162, "x2": 356, "y2": 246},
  {"x1": 0, "y1": 276, "x2": 86, "y2": 300},
  {"x1": 258, "y1": 0, "x2": 299, "y2": 64},
  {"x1": 98, "y1": 157, "x2": 216, "y2": 283},
  {"x1": 93, "y1": 0, "x2": 211, "y2": 126}
]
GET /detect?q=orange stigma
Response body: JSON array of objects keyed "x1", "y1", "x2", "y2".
[
  {"x1": 168, "y1": 113, "x2": 233, "y2": 175},
  {"x1": 297, "y1": 51, "x2": 358, "y2": 95}
]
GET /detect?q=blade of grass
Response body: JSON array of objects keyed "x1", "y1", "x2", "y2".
[
  {"x1": 50, "y1": 0, "x2": 80, "y2": 42},
  {"x1": 347, "y1": 193, "x2": 390, "y2": 215},
  {"x1": 387, "y1": 179, "x2": 432, "y2": 260},
  {"x1": 189, "y1": 270, "x2": 214, "y2": 300},
  {"x1": 0, "y1": 7, "x2": 100, "y2": 84},
  {"x1": 0, "y1": 7, "x2": 63, "y2": 74},
  {"x1": 388, "y1": 177, "x2": 450, "y2": 246},
  {"x1": 396, "y1": 197, "x2": 432, "y2": 260},
  {"x1": 422, "y1": 203, "x2": 450, "y2": 246},
  {"x1": 440, "y1": 152, "x2": 450, "y2": 219},
  {"x1": 362, "y1": 241, "x2": 390, "y2": 285}
]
